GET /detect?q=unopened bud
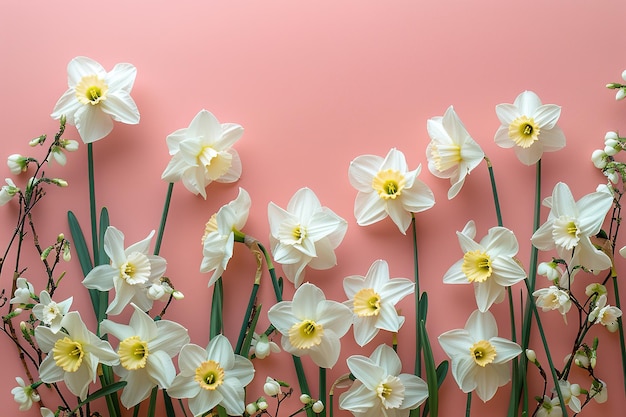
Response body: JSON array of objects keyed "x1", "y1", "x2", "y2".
[
  {"x1": 300, "y1": 394, "x2": 311, "y2": 404},
  {"x1": 257, "y1": 400, "x2": 268, "y2": 410},
  {"x1": 526, "y1": 349, "x2": 537, "y2": 364},
  {"x1": 263, "y1": 377, "x2": 281, "y2": 397},
  {"x1": 312, "y1": 401, "x2": 324, "y2": 413},
  {"x1": 29, "y1": 135, "x2": 46, "y2": 146},
  {"x1": 172, "y1": 290, "x2": 184, "y2": 300},
  {"x1": 41, "y1": 246, "x2": 53, "y2": 260},
  {"x1": 245, "y1": 403, "x2": 257, "y2": 415},
  {"x1": 51, "y1": 178, "x2": 68, "y2": 187}
]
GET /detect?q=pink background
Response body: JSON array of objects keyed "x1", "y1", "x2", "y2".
[{"x1": 1, "y1": 1, "x2": 625, "y2": 416}]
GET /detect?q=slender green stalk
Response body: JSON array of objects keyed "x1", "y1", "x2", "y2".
[
  {"x1": 210, "y1": 278, "x2": 224, "y2": 338},
  {"x1": 411, "y1": 215, "x2": 421, "y2": 377},
  {"x1": 87, "y1": 143, "x2": 99, "y2": 266},
  {"x1": 465, "y1": 392, "x2": 472, "y2": 417},
  {"x1": 154, "y1": 182, "x2": 174, "y2": 256},
  {"x1": 319, "y1": 367, "x2": 327, "y2": 417},
  {"x1": 147, "y1": 386, "x2": 158, "y2": 417},
  {"x1": 235, "y1": 282, "x2": 260, "y2": 354},
  {"x1": 485, "y1": 157, "x2": 503, "y2": 227},
  {"x1": 611, "y1": 275, "x2": 626, "y2": 394}
]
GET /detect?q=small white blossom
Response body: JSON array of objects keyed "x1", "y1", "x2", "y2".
[
  {"x1": 11, "y1": 377, "x2": 40, "y2": 411},
  {"x1": 10, "y1": 278, "x2": 34, "y2": 305},
  {"x1": 7, "y1": 154, "x2": 28, "y2": 174}
]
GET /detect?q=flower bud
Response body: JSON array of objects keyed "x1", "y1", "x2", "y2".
[
  {"x1": 245, "y1": 403, "x2": 257, "y2": 415},
  {"x1": 591, "y1": 149, "x2": 607, "y2": 169},
  {"x1": 607, "y1": 321, "x2": 619, "y2": 333},
  {"x1": 0, "y1": 178, "x2": 19, "y2": 206},
  {"x1": 605, "y1": 131, "x2": 619, "y2": 141},
  {"x1": 29, "y1": 135, "x2": 46, "y2": 146},
  {"x1": 147, "y1": 284, "x2": 166, "y2": 301},
  {"x1": 51, "y1": 178, "x2": 68, "y2": 187},
  {"x1": 257, "y1": 400, "x2": 268, "y2": 410},
  {"x1": 570, "y1": 383, "x2": 581, "y2": 396},
  {"x1": 607, "y1": 170, "x2": 619, "y2": 184},
  {"x1": 300, "y1": 394, "x2": 311, "y2": 404},
  {"x1": 7, "y1": 154, "x2": 28, "y2": 174},
  {"x1": 312, "y1": 401, "x2": 324, "y2": 413},
  {"x1": 585, "y1": 283, "x2": 607, "y2": 297},
  {"x1": 525, "y1": 349, "x2": 537, "y2": 363},
  {"x1": 172, "y1": 290, "x2": 184, "y2": 300},
  {"x1": 604, "y1": 144, "x2": 619, "y2": 156},
  {"x1": 263, "y1": 377, "x2": 281, "y2": 397},
  {"x1": 61, "y1": 139, "x2": 79, "y2": 152}
]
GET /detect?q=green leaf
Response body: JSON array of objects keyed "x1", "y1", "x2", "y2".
[
  {"x1": 240, "y1": 303, "x2": 261, "y2": 358},
  {"x1": 419, "y1": 292, "x2": 428, "y2": 323},
  {"x1": 163, "y1": 389, "x2": 176, "y2": 417},
  {"x1": 420, "y1": 320, "x2": 438, "y2": 417},
  {"x1": 68, "y1": 211, "x2": 93, "y2": 275},
  {"x1": 210, "y1": 278, "x2": 224, "y2": 338},
  {"x1": 76, "y1": 381, "x2": 126, "y2": 409},
  {"x1": 98, "y1": 207, "x2": 110, "y2": 265}
]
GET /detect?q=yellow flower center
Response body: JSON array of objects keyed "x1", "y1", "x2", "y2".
[
  {"x1": 75, "y1": 74, "x2": 108, "y2": 105},
  {"x1": 292, "y1": 225, "x2": 306, "y2": 244},
  {"x1": 194, "y1": 360, "x2": 225, "y2": 391},
  {"x1": 375, "y1": 375, "x2": 404, "y2": 409},
  {"x1": 353, "y1": 288, "x2": 381, "y2": 317},
  {"x1": 119, "y1": 252, "x2": 151, "y2": 285},
  {"x1": 508, "y1": 116, "x2": 540, "y2": 148},
  {"x1": 372, "y1": 169, "x2": 406, "y2": 200},
  {"x1": 202, "y1": 214, "x2": 219, "y2": 244},
  {"x1": 288, "y1": 319, "x2": 324, "y2": 349},
  {"x1": 52, "y1": 337, "x2": 85, "y2": 372},
  {"x1": 552, "y1": 216, "x2": 580, "y2": 250},
  {"x1": 470, "y1": 340, "x2": 497, "y2": 367},
  {"x1": 430, "y1": 143, "x2": 462, "y2": 171},
  {"x1": 118, "y1": 336, "x2": 149, "y2": 370},
  {"x1": 461, "y1": 250, "x2": 492, "y2": 283},
  {"x1": 197, "y1": 146, "x2": 232, "y2": 180}
]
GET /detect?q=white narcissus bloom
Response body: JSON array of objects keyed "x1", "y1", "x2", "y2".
[
  {"x1": 166, "y1": 335, "x2": 254, "y2": 417},
  {"x1": 533, "y1": 286, "x2": 572, "y2": 320},
  {"x1": 588, "y1": 294, "x2": 622, "y2": 332},
  {"x1": 426, "y1": 106, "x2": 485, "y2": 199},
  {"x1": 82, "y1": 226, "x2": 167, "y2": 315},
  {"x1": 557, "y1": 380, "x2": 581, "y2": 413},
  {"x1": 100, "y1": 303, "x2": 190, "y2": 408},
  {"x1": 267, "y1": 282, "x2": 352, "y2": 368},
  {"x1": 200, "y1": 188, "x2": 251, "y2": 287},
  {"x1": 531, "y1": 182, "x2": 613, "y2": 272},
  {"x1": 348, "y1": 148, "x2": 435, "y2": 234},
  {"x1": 438, "y1": 310, "x2": 522, "y2": 402},
  {"x1": 10, "y1": 277, "x2": 34, "y2": 305},
  {"x1": 536, "y1": 395, "x2": 563, "y2": 417},
  {"x1": 7, "y1": 154, "x2": 28, "y2": 174},
  {"x1": 32, "y1": 290, "x2": 73, "y2": 333},
  {"x1": 51, "y1": 56, "x2": 140, "y2": 144},
  {"x1": 443, "y1": 221, "x2": 526, "y2": 312},
  {"x1": 339, "y1": 343, "x2": 428, "y2": 417},
  {"x1": 161, "y1": 110, "x2": 243, "y2": 198},
  {"x1": 11, "y1": 377, "x2": 40, "y2": 411},
  {"x1": 268, "y1": 187, "x2": 347, "y2": 288},
  {"x1": 494, "y1": 91, "x2": 565, "y2": 165},
  {"x1": 0, "y1": 178, "x2": 19, "y2": 206},
  {"x1": 343, "y1": 259, "x2": 414, "y2": 347},
  {"x1": 34, "y1": 311, "x2": 119, "y2": 400},
  {"x1": 250, "y1": 333, "x2": 280, "y2": 359}
]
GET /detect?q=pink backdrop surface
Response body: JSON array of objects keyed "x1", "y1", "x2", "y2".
[{"x1": 1, "y1": 1, "x2": 626, "y2": 416}]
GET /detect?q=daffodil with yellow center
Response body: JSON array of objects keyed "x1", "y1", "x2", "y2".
[
  {"x1": 508, "y1": 116, "x2": 540, "y2": 148},
  {"x1": 430, "y1": 142, "x2": 462, "y2": 172},
  {"x1": 353, "y1": 288, "x2": 381, "y2": 317},
  {"x1": 461, "y1": 250, "x2": 493, "y2": 283},
  {"x1": 552, "y1": 216, "x2": 580, "y2": 250},
  {"x1": 288, "y1": 319, "x2": 324, "y2": 349},
  {"x1": 195, "y1": 360, "x2": 225, "y2": 391},
  {"x1": 118, "y1": 336, "x2": 149, "y2": 370},
  {"x1": 470, "y1": 340, "x2": 497, "y2": 367},
  {"x1": 444, "y1": 220, "x2": 526, "y2": 312},
  {"x1": 439, "y1": 310, "x2": 522, "y2": 402},
  {"x1": 376, "y1": 375, "x2": 405, "y2": 408},
  {"x1": 75, "y1": 74, "x2": 108, "y2": 105},
  {"x1": 52, "y1": 337, "x2": 85, "y2": 372},
  {"x1": 202, "y1": 214, "x2": 218, "y2": 244},
  {"x1": 372, "y1": 169, "x2": 405, "y2": 200},
  {"x1": 196, "y1": 145, "x2": 233, "y2": 181}
]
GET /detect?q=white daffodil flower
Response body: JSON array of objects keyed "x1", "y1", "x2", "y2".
[
  {"x1": 339, "y1": 343, "x2": 428, "y2": 416},
  {"x1": 11, "y1": 377, "x2": 40, "y2": 411},
  {"x1": 51, "y1": 56, "x2": 140, "y2": 144},
  {"x1": 556, "y1": 380, "x2": 581, "y2": 413},
  {"x1": 34, "y1": 311, "x2": 119, "y2": 400},
  {"x1": 588, "y1": 294, "x2": 622, "y2": 332},
  {"x1": 267, "y1": 282, "x2": 352, "y2": 368},
  {"x1": 10, "y1": 277, "x2": 34, "y2": 305},
  {"x1": 250, "y1": 333, "x2": 280, "y2": 359},
  {"x1": 82, "y1": 226, "x2": 167, "y2": 315},
  {"x1": 166, "y1": 335, "x2": 254, "y2": 417},
  {"x1": 0, "y1": 178, "x2": 19, "y2": 206},
  {"x1": 531, "y1": 182, "x2": 613, "y2": 272},
  {"x1": 438, "y1": 310, "x2": 522, "y2": 402},
  {"x1": 533, "y1": 286, "x2": 572, "y2": 322},
  {"x1": 268, "y1": 187, "x2": 347, "y2": 288},
  {"x1": 426, "y1": 106, "x2": 485, "y2": 199},
  {"x1": 32, "y1": 290, "x2": 73, "y2": 333},
  {"x1": 343, "y1": 259, "x2": 414, "y2": 346},
  {"x1": 100, "y1": 303, "x2": 190, "y2": 408},
  {"x1": 200, "y1": 188, "x2": 251, "y2": 287},
  {"x1": 495, "y1": 91, "x2": 566, "y2": 165},
  {"x1": 349, "y1": 148, "x2": 435, "y2": 234},
  {"x1": 161, "y1": 109, "x2": 243, "y2": 198},
  {"x1": 443, "y1": 220, "x2": 526, "y2": 312}
]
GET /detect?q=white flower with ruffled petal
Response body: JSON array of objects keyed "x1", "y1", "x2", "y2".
[
  {"x1": 438, "y1": 310, "x2": 521, "y2": 402},
  {"x1": 161, "y1": 110, "x2": 243, "y2": 198},
  {"x1": 35, "y1": 311, "x2": 119, "y2": 400},
  {"x1": 200, "y1": 188, "x2": 251, "y2": 287},
  {"x1": 10, "y1": 277, "x2": 34, "y2": 305},
  {"x1": 11, "y1": 377, "x2": 40, "y2": 411},
  {"x1": 349, "y1": 148, "x2": 435, "y2": 234},
  {"x1": 32, "y1": 290, "x2": 73, "y2": 333},
  {"x1": 531, "y1": 182, "x2": 613, "y2": 272},
  {"x1": 426, "y1": 106, "x2": 485, "y2": 199},
  {"x1": 166, "y1": 335, "x2": 254, "y2": 416},
  {"x1": 443, "y1": 221, "x2": 526, "y2": 312},
  {"x1": 268, "y1": 187, "x2": 347, "y2": 288},
  {"x1": 51, "y1": 56, "x2": 139, "y2": 143},
  {"x1": 268, "y1": 282, "x2": 352, "y2": 368},
  {"x1": 589, "y1": 294, "x2": 622, "y2": 332},
  {"x1": 343, "y1": 259, "x2": 414, "y2": 346},
  {"x1": 100, "y1": 303, "x2": 190, "y2": 408},
  {"x1": 339, "y1": 343, "x2": 428, "y2": 417},
  {"x1": 495, "y1": 91, "x2": 565, "y2": 165},
  {"x1": 82, "y1": 226, "x2": 166, "y2": 315}
]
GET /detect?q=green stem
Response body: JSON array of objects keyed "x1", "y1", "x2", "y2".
[
  {"x1": 485, "y1": 157, "x2": 503, "y2": 227},
  {"x1": 87, "y1": 143, "x2": 99, "y2": 266},
  {"x1": 319, "y1": 367, "x2": 327, "y2": 417},
  {"x1": 235, "y1": 281, "x2": 259, "y2": 355},
  {"x1": 154, "y1": 182, "x2": 174, "y2": 256},
  {"x1": 465, "y1": 392, "x2": 472, "y2": 417},
  {"x1": 611, "y1": 274, "x2": 626, "y2": 394},
  {"x1": 411, "y1": 215, "x2": 421, "y2": 377}
]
